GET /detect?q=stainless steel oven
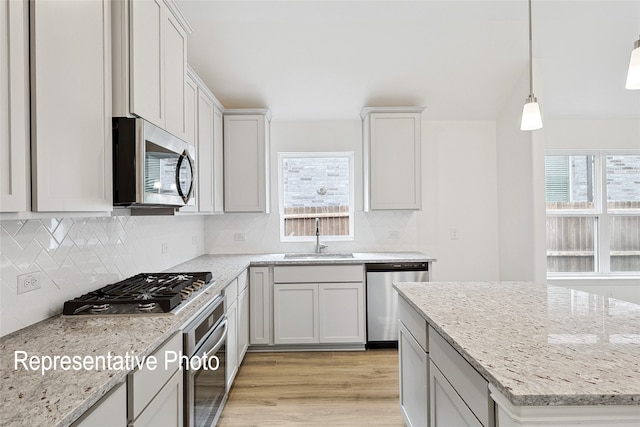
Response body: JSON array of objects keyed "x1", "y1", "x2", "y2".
[{"x1": 183, "y1": 295, "x2": 227, "y2": 427}]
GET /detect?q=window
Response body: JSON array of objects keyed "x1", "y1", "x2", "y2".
[
  {"x1": 545, "y1": 151, "x2": 640, "y2": 275},
  {"x1": 278, "y1": 152, "x2": 354, "y2": 241}
]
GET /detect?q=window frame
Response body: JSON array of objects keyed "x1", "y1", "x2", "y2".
[
  {"x1": 545, "y1": 149, "x2": 640, "y2": 278},
  {"x1": 277, "y1": 151, "x2": 355, "y2": 243}
]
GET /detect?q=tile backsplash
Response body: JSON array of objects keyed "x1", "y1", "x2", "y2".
[{"x1": 0, "y1": 215, "x2": 205, "y2": 336}]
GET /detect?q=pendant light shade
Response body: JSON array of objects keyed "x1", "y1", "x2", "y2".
[
  {"x1": 520, "y1": 0, "x2": 543, "y2": 131},
  {"x1": 625, "y1": 36, "x2": 640, "y2": 90},
  {"x1": 521, "y1": 95, "x2": 543, "y2": 130}
]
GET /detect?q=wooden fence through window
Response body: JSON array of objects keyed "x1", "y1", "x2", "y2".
[
  {"x1": 284, "y1": 206, "x2": 350, "y2": 237},
  {"x1": 546, "y1": 202, "x2": 640, "y2": 272}
]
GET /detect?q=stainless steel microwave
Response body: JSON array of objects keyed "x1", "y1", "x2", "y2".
[{"x1": 113, "y1": 117, "x2": 195, "y2": 209}]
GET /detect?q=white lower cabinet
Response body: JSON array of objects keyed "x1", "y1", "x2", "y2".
[
  {"x1": 399, "y1": 321, "x2": 428, "y2": 427},
  {"x1": 318, "y1": 283, "x2": 365, "y2": 343},
  {"x1": 129, "y1": 370, "x2": 183, "y2": 427},
  {"x1": 128, "y1": 333, "x2": 183, "y2": 427},
  {"x1": 273, "y1": 283, "x2": 365, "y2": 345},
  {"x1": 249, "y1": 267, "x2": 272, "y2": 345},
  {"x1": 429, "y1": 326, "x2": 493, "y2": 427},
  {"x1": 237, "y1": 285, "x2": 250, "y2": 362},
  {"x1": 225, "y1": 269, "x2": 249, "y2": 390},
  {"x1": 271, "y1": 265, "x2": 365, "y2": 347},
  {"x1": 398, "y1": 295, "x2": 429, "y2": 427},
  {"x1": 225, "y1": 278, "x2": 239, "y2": 389},
  {"x1": 273, "y1": 283, "x2": 319, "y2": 344},
  {"x1": 72, "y1": 382, "x2": 127, "y2": 427},
  {"x1": 430, "y1": 360, "x2": 482, "y2": 427}
]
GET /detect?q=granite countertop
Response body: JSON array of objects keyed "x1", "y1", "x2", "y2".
[
  {"x1": 394, "y1": 281, "x2": 640, "y2": 407},
  {"x1": 0, "y1": 251, "x2": 433, "y2": 426}
]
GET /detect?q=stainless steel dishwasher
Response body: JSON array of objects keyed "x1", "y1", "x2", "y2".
[{"x1": 366, "y1": 262, "x2": 429, "y2": 348}]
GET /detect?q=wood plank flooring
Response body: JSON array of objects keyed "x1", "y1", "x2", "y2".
[{"x1": 218, "y1": 349, "x2": 403, "y2": 427}]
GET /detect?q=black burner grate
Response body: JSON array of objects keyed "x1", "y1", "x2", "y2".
[{"x1": 63, "y1": 272, "x2": 213, "y2": 315}]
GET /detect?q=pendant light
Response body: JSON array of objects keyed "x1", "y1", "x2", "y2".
[
  {"x1": 520, "y1": 0, "x2": 543, "y2": 131},
  {"x1": 625, "y1": 35, "x2": 640, "y2": 90}
]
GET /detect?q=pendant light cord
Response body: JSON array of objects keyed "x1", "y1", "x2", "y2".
[{"x1": 528, "y1": 0, "x2": 534, "y2": 96}]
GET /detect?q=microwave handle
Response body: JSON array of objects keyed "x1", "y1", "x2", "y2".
[{"x1": 175, "y1": 149, "x2": 195, "y2": 204}]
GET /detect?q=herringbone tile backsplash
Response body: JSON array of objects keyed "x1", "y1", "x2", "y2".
[{"x1": 0, "y1": 215, "x2": 205, "y2": 336}]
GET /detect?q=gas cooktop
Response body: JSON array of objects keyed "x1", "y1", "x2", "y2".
[{"x1": 63, "y1": 272, "x2": 213, "y2": 315}]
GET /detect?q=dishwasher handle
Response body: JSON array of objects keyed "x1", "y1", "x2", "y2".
[{"x1": 365, "y1": 262, "x2": 428, "y2": 272}]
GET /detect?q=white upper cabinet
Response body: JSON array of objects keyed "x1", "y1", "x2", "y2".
[
  {"x1": 362, "y1": 107, "x2": 424, "y2": 211},
  {"x1": 113, "y1": 0, "x2": 192, "y2": 140},
  {"x1": 30, "y1": 0, "x2": 112, "y2": 212},
  {"x1": 129, "y1": 0, "x2": 163, "y2": 126},
  {"x1": 184, "y1": 67, "x2": 225, "y2": 214},
  {"x1": 0, "y1": 0, "x2": 30, "y2": 213},
  {"x1": 223, "y1": 110, "x2": 271, "y2": 213},
  {"x1": 177, "y1": 72, "x2": 199, "y2": 213}
]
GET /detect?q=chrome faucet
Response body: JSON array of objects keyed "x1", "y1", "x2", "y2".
[{"x1": 315, "y1": 217, "x2": 328, "y2": 253}]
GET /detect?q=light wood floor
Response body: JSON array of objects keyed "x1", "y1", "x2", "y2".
[{"x1": 218, "y1": 349, "x2": 404, "y2": 427}]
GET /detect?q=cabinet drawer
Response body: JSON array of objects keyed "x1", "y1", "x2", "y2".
[
  {"x1": 273, "y1": 265, "x2": 363, "y2": 283},
  {"x1": 429, "y1": 326, "x2": 491, "y2": 427},
  {"x1": 128, "y1": 332, "x2": 182, "y2": 421},
  {"x1": 224, "y1": 278, "x2": 239, "y2": 306},
  {"x1": 398, "y1": 296, "x2": 428, "y2": 352}
]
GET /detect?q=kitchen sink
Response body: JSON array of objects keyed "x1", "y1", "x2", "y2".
[{"x1": 284, "y1": 253, "x2": 354, "y2": 259}]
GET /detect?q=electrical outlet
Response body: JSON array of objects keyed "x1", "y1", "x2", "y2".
[
  {"x1": 450, "y1": 228, "x2": 460, "y2": 240},
  {"x1": 387, "y1": 230, "x2": 400, "y2": 240},
  {"x1": 17, "y1": 272, "x2": 42, "y2": 294},
  {"x1": 161, "y1": 242, "x2": 169, "y2": 254},
  {"x1": 234, "y1": 233, "x2": 247, "y2": 242}
]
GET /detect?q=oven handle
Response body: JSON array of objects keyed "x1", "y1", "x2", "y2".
[{"x1": 193, "y1": 318, "x2": 227, "y2": 361}]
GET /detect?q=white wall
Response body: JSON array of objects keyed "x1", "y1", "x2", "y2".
[
  {"x1": 496, "y1": 68, "x2": 539, "y2": 282},
  {"x1": 0, "y1": 214, "x2": 205, "y2": 336},
  {"x1": 206, "y1": 119, "x2": 502, "y2": 281},
  {"x1": 418, "y1": 121, "x2": 500, "y2": 281}
]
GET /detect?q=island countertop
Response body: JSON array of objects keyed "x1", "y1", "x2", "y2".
[{"x1": 394, "y1": 281, "x2": 640, "y2": 407}]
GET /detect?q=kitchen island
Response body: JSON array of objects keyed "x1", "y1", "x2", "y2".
[{"x1": 395, "y1": 281, "x2": 640, "y2": 427}]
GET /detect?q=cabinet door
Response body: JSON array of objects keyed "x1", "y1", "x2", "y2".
[
  {"x1": 130, "y1": 370, "x2": 183, "y2": 427},
  {"x1": 1, "y1": 0, "x2": 30, "y2": 213},
  {"x1": 197, "y1": 89, "x2": 215, "y2": 213},
  {"x1": 366, "y1": 112, "x2": 422, "y2": 210},
  {"x1": 130, "y1": 0, "x2": 163, "y2": 128},
  {"x1": 318, "y1": 282, "x2": 365, "y2": 344},
  {"x1": 226, "y1": 299, "x2": 238, "y2": 390},
  {"x1": 72, "y1": 382, "x2": 126, "y2": 427},
  {"x1": 430, "y1": 361, "x2": 483, "y2": 427},
  {"x1": 223, "y1": 114, "x2": 268, "y2": 212},
  {"x1": 177, "y1": 75, "x2": 199, "y2": 213},
  {"x1": 212, "y1": 107, "x2": 224, "y2": 213},
  {"x1": 273, "y1": 283, "x2": 318, "y2": 344},
  {"x1": 163, "y1": 10, "x2": 188, "y2": 140},
  {"x1": 184, "y1": 74, "x2": 198, "y2": 145},
  {"x1": 399, "y1": 321, "x2": 428, "y2": 427},
  {"x1": 250, "y1": 267, "x2": 272, "y2": 345},
  {"x1": 30, "y1": 0, "x2": 112, "y2": 212},
  {"x1": 237, "y1": 286, "x2": 250, "y2": 364}
]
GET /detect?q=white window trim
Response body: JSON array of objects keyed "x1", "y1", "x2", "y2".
[
  {"x1": 545, "y1": 149, "x2": 640, "y2": 279},
  {"x1": 278, "y1": 151, "x2": 355, "y2": 242}
]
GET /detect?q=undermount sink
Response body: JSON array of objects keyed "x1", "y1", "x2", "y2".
[{"x1": 284, "y1": 253, "x2": 354, "y2": 259}]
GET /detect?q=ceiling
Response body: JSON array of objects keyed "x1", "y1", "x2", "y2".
[{"x1": 176, "y1": 0, "x2": 640, "y2": 121}]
